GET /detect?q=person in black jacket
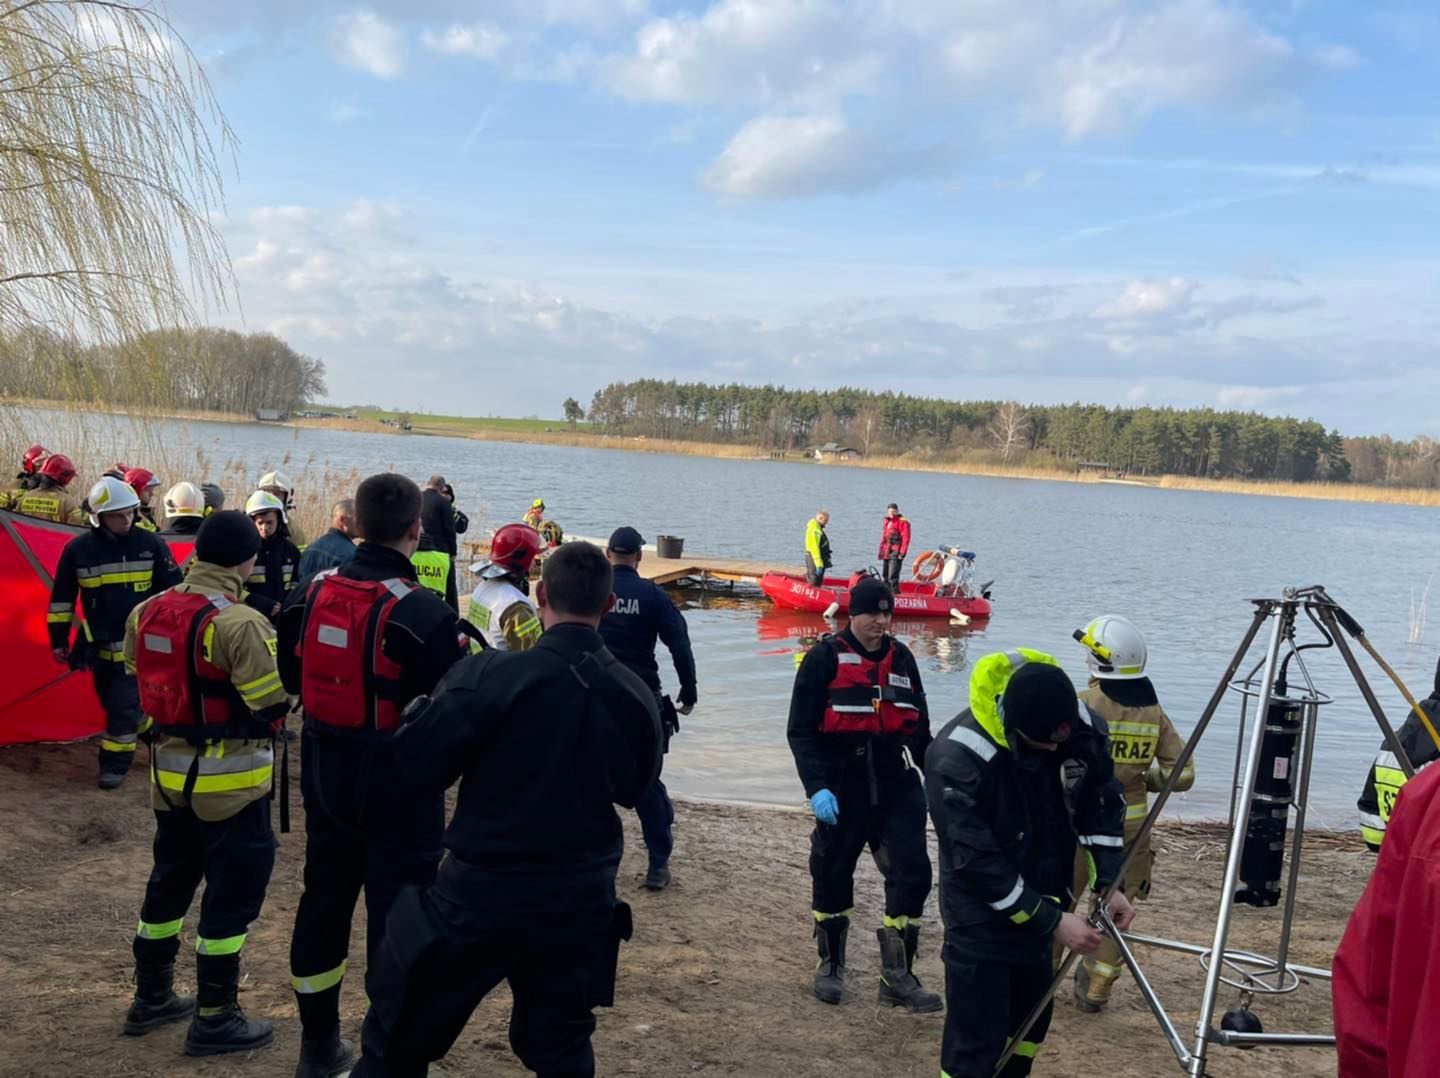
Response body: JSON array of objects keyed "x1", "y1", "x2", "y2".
[
  {"x1": 925, "y1": 650, "x2": 1132, "y2": 1078},
  {"x1": 787, "y1": 577, "x2": 941, "y2": 1013},
  {"x1": 277, "y1": 474, "x2": 467, "y2": 1078},
  {"x1": 1357, "y1": 655, "x2": 1440, "y2": 850},
  {"x1": 243, "y1": 490, "x2": 299, "y2": 621},
  {"x1": 599, "y1": 526, "x2": 698, "y2": 890},
  {"x1": 419, "y1": 475, "x2": 460, "y2": 611},
  {"x1": 349, "y1": 540, "x2": 662, "y2": 1078},
  {"x1": 48, "y1": 476, "x2": 182, "y2": 788}
]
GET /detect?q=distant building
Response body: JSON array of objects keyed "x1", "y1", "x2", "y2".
[
  {"x1": 811, "y1": 442, "x2": 858, "y2": 461},
  {"x1": 255, "y1": 408, "x2": 286, "y2": 422}
]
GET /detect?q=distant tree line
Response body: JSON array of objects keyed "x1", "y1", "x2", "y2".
[
  {"x1": 584, "y1": 379, "x2": 1403, "y2": 486},
  {"x1": 0, "y1": 326, "x2": 326, "y2": 415}
]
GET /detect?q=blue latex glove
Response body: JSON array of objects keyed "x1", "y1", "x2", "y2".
[{"x1": 811, "y1": 788, "x2": 839, "y2": 826}]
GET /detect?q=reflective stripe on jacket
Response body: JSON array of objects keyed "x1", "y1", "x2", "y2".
[{"x1": 1080, "y1": 682, "x2": 1194, "y2": 834}]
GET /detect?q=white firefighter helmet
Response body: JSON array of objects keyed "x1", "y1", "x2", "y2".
[
  {"x1": 258, "y1": 470, "x2": 294, "y2": 496},
  {"x1": 163, "y1": 481, "x2": 206, "y2": 519},
  {"x1": 87, "y1": 476, "x2": 141, "y2": 527},
  {"x1": 245, "y1": 489, "x2": 288, "y2": 523},
  {"x1": 1073, "y1": 614, "x2": 1148, "y2": 680}
]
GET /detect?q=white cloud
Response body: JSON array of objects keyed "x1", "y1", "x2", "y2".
[
  {"x1": 704, "y1": 113, "x2": 954, "y2": 198},
  {"x1": 422, "y1": 22, "x2": 509, "y2": 60},
  {"x1": 331, "y1": 11, "x2": 406, "y2": 79},
  {"x1": 1216, "y1": 385, "x2": 1301, "y2": 408},
  {"x1": 1092, "y1": 277, "x2": 1198, "y2": 320}
]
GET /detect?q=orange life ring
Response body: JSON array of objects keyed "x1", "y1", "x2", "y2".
[{"x1": 912, "y1": 550, "x2": 944, "y2": 583}]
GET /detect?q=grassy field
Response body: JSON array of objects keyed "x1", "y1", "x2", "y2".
[{"x1": 349, "y1": 408, "x2": 591, "y2": 436}]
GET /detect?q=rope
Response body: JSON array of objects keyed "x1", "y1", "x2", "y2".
[{"x1": 1353, "y1": 632, "x2": 1440, "y2": 757}]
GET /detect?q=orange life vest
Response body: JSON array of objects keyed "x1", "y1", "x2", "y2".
[{"x1": 819, "y1": 636, "x2": 921, "y2": 736}]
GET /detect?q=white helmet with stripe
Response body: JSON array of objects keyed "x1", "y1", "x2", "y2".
[
  {"x1": 87, "y1": 476, "x2": 141, "y2": 527},
  {"x1": 258, "y1": 470, "x2": 294, "y2": 496},
  {"x1": 245, "y1": 489, "x2": 288, "y2": 523},
  {"x1": 162, "y1": 481, "x2": 205, "y2": 519},
  {"x1": 1073, "y1": 614, "x2": 1147, "y2": 680}
]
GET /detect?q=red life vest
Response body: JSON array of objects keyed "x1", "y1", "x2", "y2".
[
  {"x1": 819, "y1": 636, "x2": 921, "y2": 736},
  {"x1": 298, "y1": 573, "x2": 414, "y2": 732},
  {"x1": 135, "y1": 590, "x2": 250, "y2": 736}
]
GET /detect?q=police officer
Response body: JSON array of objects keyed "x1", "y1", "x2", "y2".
[
  {"x1": 243, "y1": 490, "x2": 300, "y2": 621},
  {"x1": 1357, "y1": 654, "x2": 1440, "y2": 851},
  {"x1": 3, "y1": 452, "x2": 86, "y2": 523},
  {"x1": 787, "y1": 577, "x2": 940, "y2": 1012},
  {"x1": 925, "y1": 650, "x2": 1132, "y2": 1078},
  {"x1": 48, "y1": 476, "x2": 182, "y2": 788},
  {"x1": 349, "y1": 540, "x2": 663, "y2": 1078},
  {"x1": 599, "y1": 525, "x2": 698, "y2": 890},
  {"x1": 1071, "y1": 615, "x2": 1195, "y2": 1012},
  {"x1": 278, "y1": 473, "x2": 466, "y2": 1078},
  {"x1": 121, "y1": 510, "x2": 291, "y2": 1056},
  {"x1": 410, "y1": 530, "x2": 455, "y2": 609}
]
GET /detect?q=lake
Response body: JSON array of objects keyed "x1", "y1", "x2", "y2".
[{"x1": 31, "y1": 411, "x2": 1439, "y2": 826}]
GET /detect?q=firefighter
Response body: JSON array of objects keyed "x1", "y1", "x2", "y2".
[
  {"x1": 523, "y1": 497, "x2": 545, "y2": 529},
  {"x1": 804, "y1": 510, "x2": 831, "y2": 587},
  {"x1": 348, "y1": 541, "x2": 663, "y2": 1078},
  {"x1": 599, "y1": 525, "x2": 698, "y2": 890},
  {"x1": 278, "y1": 472, "x2": 467, "y2": 1078},
  {"x1": 201, "y1": 482, "x2": 225, "y2": 515},
  {"x1": 1070, "y1": 615, "x2": 1194, "y2": 1012},
  {"x1": 120, "y1": 510, "x2": 290, "y2": 1056},
  {"x1": 161, "y1": 482, "x2": 207, "y2": 535},
  {"x1": 124, "y1": 467, "x2": 163, "y2": 531},
  {"x1": 925, "y1": 650, "x2": 1132, "y2": 1078},
  {"x1": 15, "y1": 443, "x2": 49, "y2": 488},
  {"x1": 243, "y1": 490, "x2": 300, "y2": 621},
  {"x1": 259, "y1": 469, "x2": 307, "y2": 546},
  {"x1": 468, "y1": 523, "x2": 543, "y2": 651},
  {"x1": 48, "y1": 476, "x2": 182, "y2": 788},
  {"x1": 877, "y1": 503, "x2": 911, "y2": 589},
  {"x1": 1356, "y1": 655, "x2": 1440, "y2": 851},
  {"x1": 787, "y1": 577, "x2": 941, "y2": 1012},
  {"x1": 2, "y1": 452, "x2": 86, "y2": 524}
]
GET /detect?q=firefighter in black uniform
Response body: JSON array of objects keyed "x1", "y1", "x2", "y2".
[
  {"x1": 599, "y1": 525, "x2": 698, "y2": 890},
  {"x1": 48, "y1": 476, "x2": 182, "y2": 788},
  {"x1": 278, "y1": 473, "x2": 466, "y2": 1078},
  {"x1": 787, "y1": 577, "x2": 941, "y2": 1012},
  {"x1": 1357, "y1": 654, "x2": 1440, "y2": 850},
  {"x1": 349, "y1": 541, "x2": 663, "y2": 1078},
  {"x1": 925, "y1": 650, "x2": 1132, "y2": 1077},
  {"x1": 243, "y1": 490, "x2": 300, "y2": 621},
  {"x1": 122, "y1": 510, "x2": 291, "y2": 1056}
]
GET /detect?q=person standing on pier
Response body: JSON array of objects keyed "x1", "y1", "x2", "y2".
[
  {"x1": 599, "y1": 526, "x2": 698, "y2": 891},
  {"x1": 804, "y1": 510, "x2": 832, "y2": 587},
  {"x1": 787, "y1": 577, "x2": 941, "y2": 1013}
]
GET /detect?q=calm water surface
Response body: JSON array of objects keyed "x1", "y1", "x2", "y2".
[{"x1": 44, "y1": 413, "x2": 1439, "y2": 826}]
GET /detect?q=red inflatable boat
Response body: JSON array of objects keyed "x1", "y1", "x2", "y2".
[{"x1": 760, "y1": 571, "x2": 992, "y2": 620}]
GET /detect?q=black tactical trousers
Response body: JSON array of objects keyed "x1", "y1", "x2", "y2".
[
  {"x1": 93, "y1": 659, "x2": 141, "y2": 779},
  {"x1": 809, "y1": 764, "x2": 932, "y2": 917},
  {"x1": 940, "y1": 940, "x2": 1053, "y2": 1078}
]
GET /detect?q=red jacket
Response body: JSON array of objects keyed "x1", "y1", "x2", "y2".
[
  {"x1": 878, "y1": 515, "x2": 911, "y2": 560},
  {"x1": 1333, "y1": 762, "x2": 1440, "y2": 1077}
]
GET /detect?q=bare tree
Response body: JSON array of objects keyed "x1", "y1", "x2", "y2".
[
  {"x1": 988, "y1": 402, "x2": 1031, "y2": 463},
  {"x1": 852, "y1": 405, "x2": 881, "y2": 457},
  {"x1": 0, "y1": 1, "x2": 233, "y2": 360}
]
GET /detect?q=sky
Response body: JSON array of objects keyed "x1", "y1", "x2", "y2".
[{"x1": 170, "y1": 1, "x2": 1439, "y2": 435}]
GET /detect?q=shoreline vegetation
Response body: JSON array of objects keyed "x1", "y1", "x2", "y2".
[{"x1": 9, "y1": 397, "x2": 1440, "y2": 508}]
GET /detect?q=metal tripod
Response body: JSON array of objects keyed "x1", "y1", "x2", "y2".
[{"x1": 995, "y1": 586, "x2": 1420, "y2": 1077}]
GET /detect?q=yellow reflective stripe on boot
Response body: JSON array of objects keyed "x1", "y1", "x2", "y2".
[
  {"x1": 813, "y1": 908, "x2": 854, "y2": 922},
  {"x1": 1015, "y1": 1041, "x2": 1039, "y2": 1059},
  {"x1": 292, "y1": 959, "x2": 348, "y2": 994},
  {"x1": 882, "y1": 915, "x2": 918, "y2": 931},
  {"x1": 1361, "y1": 825, "x2": 1386, "y2": 848},
  {"x1": 136, "y1": 917, "x2": 184, "y2": 939},
  {"x1": 101, "y1": 735, "x2": 139, "y2": 753},
  {"x1": 196, "y1": 933, "x2": 246, "y2": 955}
]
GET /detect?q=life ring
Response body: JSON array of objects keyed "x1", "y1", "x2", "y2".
[{"x1": 912, "y1": 550, "x2": 944, "y2": 583}]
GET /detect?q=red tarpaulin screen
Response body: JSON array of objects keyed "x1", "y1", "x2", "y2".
[{"x1": 0, "y1": 511, "x2": 195, "y2": 745}]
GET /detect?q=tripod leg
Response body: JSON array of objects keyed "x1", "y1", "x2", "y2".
[{"x1": 1317, "y1": 606, "x2": 1417, "y2": 778}]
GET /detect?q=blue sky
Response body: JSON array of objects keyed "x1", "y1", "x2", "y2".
[{"x1": 173, "y1": 2, "x2": 1439, "y2": 435}]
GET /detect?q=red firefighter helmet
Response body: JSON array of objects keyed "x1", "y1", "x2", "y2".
[
  {"x1": 475, "y1": 523, "x2": 542, "y2": 579},
  {"x1": 123, "y1": 467, "x2": 159, "y2": 497},
  {"x1": 21, "y1": 444, "x2": 49, "y2": 474},
  {"x1": 38, "y1": 453, "x2": 77, "y2": 486}
]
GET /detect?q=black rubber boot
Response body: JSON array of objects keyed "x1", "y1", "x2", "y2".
[
  {"x1": 184, "y1": 952, "x2": 274, "y2": 1057},
  {"x1": 813, "y1": 916, "x2": 848, "y2": 1005},
  {"x1": 644, "y1": 862, "x2": 672, "y2": 891},
  {"x1": 124, "y1": 936, "x2": 195, "y2": 1035},
  {"x1": 294, "y1": 1035, "x2": 354, "y2": 1078},
  {"x1": 877, "y1": 924, "x2": 943, "y2": 1013}
]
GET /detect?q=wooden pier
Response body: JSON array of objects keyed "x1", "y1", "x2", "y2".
[{"x1": 461, "y1": 537, "x2": 792, "y2": 589}]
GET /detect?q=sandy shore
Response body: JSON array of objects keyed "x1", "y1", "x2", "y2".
[{"x1": 0, "y1": 739, "x2": 1363, "y2": 1077}]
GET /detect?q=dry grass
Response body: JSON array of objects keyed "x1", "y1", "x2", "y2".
[{"x1": 1155, "y1": 474, "x2": 1440, "y2": 507}]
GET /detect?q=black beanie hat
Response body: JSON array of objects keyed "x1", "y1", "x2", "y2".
[
  {"x1": 849, "y1": 577, "x2": 894, "y2": 617},
  {"x1": 195, "y1": 509, "x2": 261, "y2": 568},
  {"x1": 1002, "y1": 663, "x2": 1078, "y2": 742}
]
